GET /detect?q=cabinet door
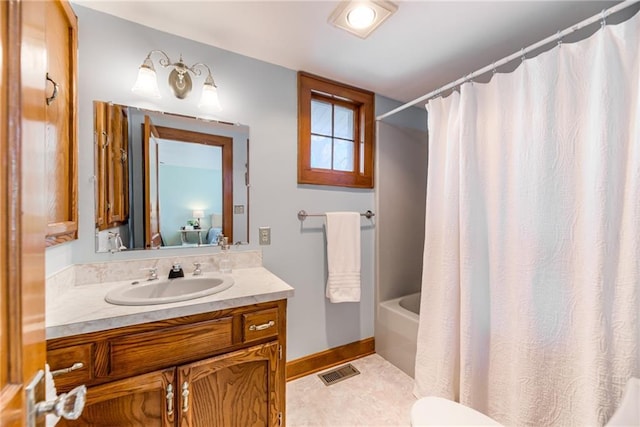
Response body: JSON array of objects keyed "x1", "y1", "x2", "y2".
[
  {"x1": 44, "y1": 0, "x2": 78, "y2": 246},
  {"x1": 107, "y1": 104, "x2": 129, "y2": 224},
  {"x1": 178, "y1": 342, "x2": 281, "y2": 427},
  {"x1": 94, "y1": 101, "x2": 130, "y2": 230},
  {"x1": 58, "y1": 368, "x2": 176, "y2": 427},
  {"x1": 94, "y1": 101, "x2": 107, "y2": 229}
]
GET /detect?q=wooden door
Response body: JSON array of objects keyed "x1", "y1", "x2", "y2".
[
  {"x1": 58, "y1": 369, "x2": 175, "y2": 427},
  {"x1": 43, "y1": 0, "x2": 78, "y2": 246},
  {"x1": 143, "y1": 116, "x2": 162, "y2": 248},
  {"x1": 0, "y1": 0, "x2": 48, "y2": 425},
  {"x1": 177, "y1": 342, "x2": 280, "y2": 427}
]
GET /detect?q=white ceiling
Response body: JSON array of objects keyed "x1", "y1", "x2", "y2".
[{"x1": 74, "y1": 0, "x2": 619, "y2": 103}]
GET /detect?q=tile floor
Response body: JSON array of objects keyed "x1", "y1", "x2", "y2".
[{"x1": 287, "y1": 354, "x2": 417, "y2": 426}]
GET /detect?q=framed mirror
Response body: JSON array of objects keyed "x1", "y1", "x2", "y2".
[{"x1": 94, "y1": 101, "x2": 249, "y2": 252}]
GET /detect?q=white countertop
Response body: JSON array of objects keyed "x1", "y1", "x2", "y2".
[{"x1": 46, "y1": 267, "x2": 294, "y2": 340}]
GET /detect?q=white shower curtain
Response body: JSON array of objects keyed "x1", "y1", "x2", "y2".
[{"x1": 414, "y1": 9, "x2": 640, "y2": 427}]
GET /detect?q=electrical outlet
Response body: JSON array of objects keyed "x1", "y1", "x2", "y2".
[{"x1": 259, "y1": 227, "x2": 271, "y2": 245}]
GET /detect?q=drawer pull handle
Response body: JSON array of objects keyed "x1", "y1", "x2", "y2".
[
  {"x1": 51, "y1": 362, "x2": 84, "y2": 378},
  {"x1": 249, "y1": 320, "x2": 275, "y2": 331},
  {"x1": 166, "y1": 384, "x2": 174, "y2": 416},
  {"x1": 182, "y1": 382, "x2": 190, "y2": 413},
  {"x1": 45, "y1": 73, "x2": 59, "y2": 105}
]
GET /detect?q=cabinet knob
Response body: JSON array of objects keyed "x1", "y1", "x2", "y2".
[{"x1": 45, "y1": 73, "x2": 59, "y2": 106}]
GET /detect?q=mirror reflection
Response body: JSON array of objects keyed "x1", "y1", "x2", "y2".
[{"x1": 94, "y1": 101, "x2": 249, "y2": 252}]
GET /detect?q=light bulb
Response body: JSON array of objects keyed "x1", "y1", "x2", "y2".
[{"x1": 347, "y1": 5, "x2": 376, "y2": 29}]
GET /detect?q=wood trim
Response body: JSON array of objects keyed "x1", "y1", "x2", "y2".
[
  {"x1": 286, "y1": 337, "x2": 374, "y2": 382},
  {"x1": 0, "y1": 1, "x2": 24, "y2": 423},
  {"x1": 297, "y1": 71, "x2": 375, "y2": 189},
  {"x1": 154, "y1": 125, "x2": 234, "y2": 242}
]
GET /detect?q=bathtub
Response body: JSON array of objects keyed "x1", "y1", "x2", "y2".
[{"x1": 376, "y1": 292, "x2": 420, "y2": 377}]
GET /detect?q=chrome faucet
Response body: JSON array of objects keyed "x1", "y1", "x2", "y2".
[
  {"x1": 217, "y1": 233, "x2": 230, "y2": 250},
  {"x1": 168, "y1": 263, "x2": 184, "y2": 279},
  {"x1": 108, "y1": 232, "x2": 127, "y2": 253}
]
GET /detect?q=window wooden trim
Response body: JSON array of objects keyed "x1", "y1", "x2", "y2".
[{"x1": 298, "y1": 72, "x2": 375, "y2": 188}]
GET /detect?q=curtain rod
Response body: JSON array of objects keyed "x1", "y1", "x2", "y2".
[{"x1": 376, "y1": 0, "x2": 639, "y2": 121}]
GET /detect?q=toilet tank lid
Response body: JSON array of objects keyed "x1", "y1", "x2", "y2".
[{"x1": 411, "y1": 397, "x2": 503, "y2": 426}]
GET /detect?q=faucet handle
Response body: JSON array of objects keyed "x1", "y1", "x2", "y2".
[
  {"x1": 141, "y1": 267, "x2": 158, "y2": 281},
  {"x1": 192, "y1": 262, "x2": 202, "y2": 276}
]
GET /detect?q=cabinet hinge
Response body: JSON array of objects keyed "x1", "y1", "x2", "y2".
[
  {"x1": 278, "y1": 412, "x2": 283, "y2": 426},
  {"x1": 279, "y1": 345, "x2": 282, "y2": 360}
]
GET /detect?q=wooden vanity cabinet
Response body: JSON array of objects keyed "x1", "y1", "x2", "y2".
[
  {"x1": 44, "y1": 0, "x2": 78, "y2": 246},
  {"x1": 48, "y1": 300, "x2": 286, "y2": 427}
]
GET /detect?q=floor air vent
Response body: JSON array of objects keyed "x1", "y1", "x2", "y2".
[{"x1": 318, "y1": 363, "x2": 360, "y2": 386}]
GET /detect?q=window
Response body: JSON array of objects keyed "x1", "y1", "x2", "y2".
[{"x1": 298, "y1": 72, "x2": 375, "y2": 188}]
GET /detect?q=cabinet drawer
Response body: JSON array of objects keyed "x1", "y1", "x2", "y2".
[
  {"x1": 242, "y1": 308, "x2": 279, "y2": 343},
  {"x1": 109, "y1": 317, "x2": 232, "y2": 377},
  {"x1": 47, "y1": 343, "x2": 93, "y2": 392}
]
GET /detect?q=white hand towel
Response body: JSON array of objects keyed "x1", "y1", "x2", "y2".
[{"x1": 325, "y1": 212, "x2": 361, "y2": 303}]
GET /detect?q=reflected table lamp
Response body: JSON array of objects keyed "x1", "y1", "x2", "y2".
[{"x1": 192, "y1": 210, "x2": 205, "y2": 229}]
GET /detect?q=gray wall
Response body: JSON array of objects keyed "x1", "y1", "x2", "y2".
[
  {"x1": 46, "y1": 5, "x2": 376, "y2": 360},
  {"x1": 374, "y1": 99, "x2": 428, "y2": 376},
  {"x1": 374, "y1": 98, "x2": 428, "y2": 302}
]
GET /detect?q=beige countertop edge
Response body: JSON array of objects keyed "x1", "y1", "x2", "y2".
[{"x1": 45, "y1": 267, "x2": 294, "y2": 340}]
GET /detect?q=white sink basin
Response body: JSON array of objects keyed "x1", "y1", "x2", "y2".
[{"x1": 105, "y1": 275, "x2": 234, "y2": 306}]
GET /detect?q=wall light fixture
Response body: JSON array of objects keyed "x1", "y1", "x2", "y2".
[{"x1": 132, "y1": 50, "x2": 222, "y2": 112}]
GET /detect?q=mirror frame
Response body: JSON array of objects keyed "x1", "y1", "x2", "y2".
[
  {"x1": 152, "y1": 124, "x2": 234, "y2": 243},
  {"x1": 93, "y1": 101, "x2": 250, "y2": 252}
]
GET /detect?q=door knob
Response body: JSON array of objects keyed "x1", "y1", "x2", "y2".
[
  {"x1": 26, "y1": 369, "x2": 87, "y2": 427},
  {"x1": 36, "y1": 384, "x2": 87, "y2": 420}
]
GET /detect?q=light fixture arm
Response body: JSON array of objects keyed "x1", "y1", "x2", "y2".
[
  {"x1": 190, "y1": 62, "x2": 213, "y2": 79},
  {"x1": 145, "y1": 50, "x2": 213, "y2": 80},
  {"x1": 144, "y1": 49, "x2": 173, "y2": 68},
  {"x1": 133, "y1": 50, "x2": 221, "y2": 110}
]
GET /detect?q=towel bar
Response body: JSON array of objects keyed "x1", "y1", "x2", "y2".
[{"x1": 297, "y1": 210, "x2": 375, "y2": 221}]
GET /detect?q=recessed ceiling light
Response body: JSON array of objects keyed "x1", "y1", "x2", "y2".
[
  {"x1": 329, "y1": 0, "x2": 398, "y2": 39},
  {"x1": 347, "y1": 6, "x2": 376, "y2": 29}
]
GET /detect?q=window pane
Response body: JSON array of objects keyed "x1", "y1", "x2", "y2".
[
  {"x1": 311, "y1": 135, "x2": 332, "y2": 169},
  {"x1": 333, "y1": 139, "x2": 354, "y2": 172},
  {"x1": 334, "y1": 106, "x2": 353, "y2": 140},
  {"x1": 311, "y1": 100, "x2": 332, "y2": 136}
]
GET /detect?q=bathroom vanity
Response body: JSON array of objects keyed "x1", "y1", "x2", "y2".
[{"x1": 45, "y1": 262, "x2": 293, "y2": 426}]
